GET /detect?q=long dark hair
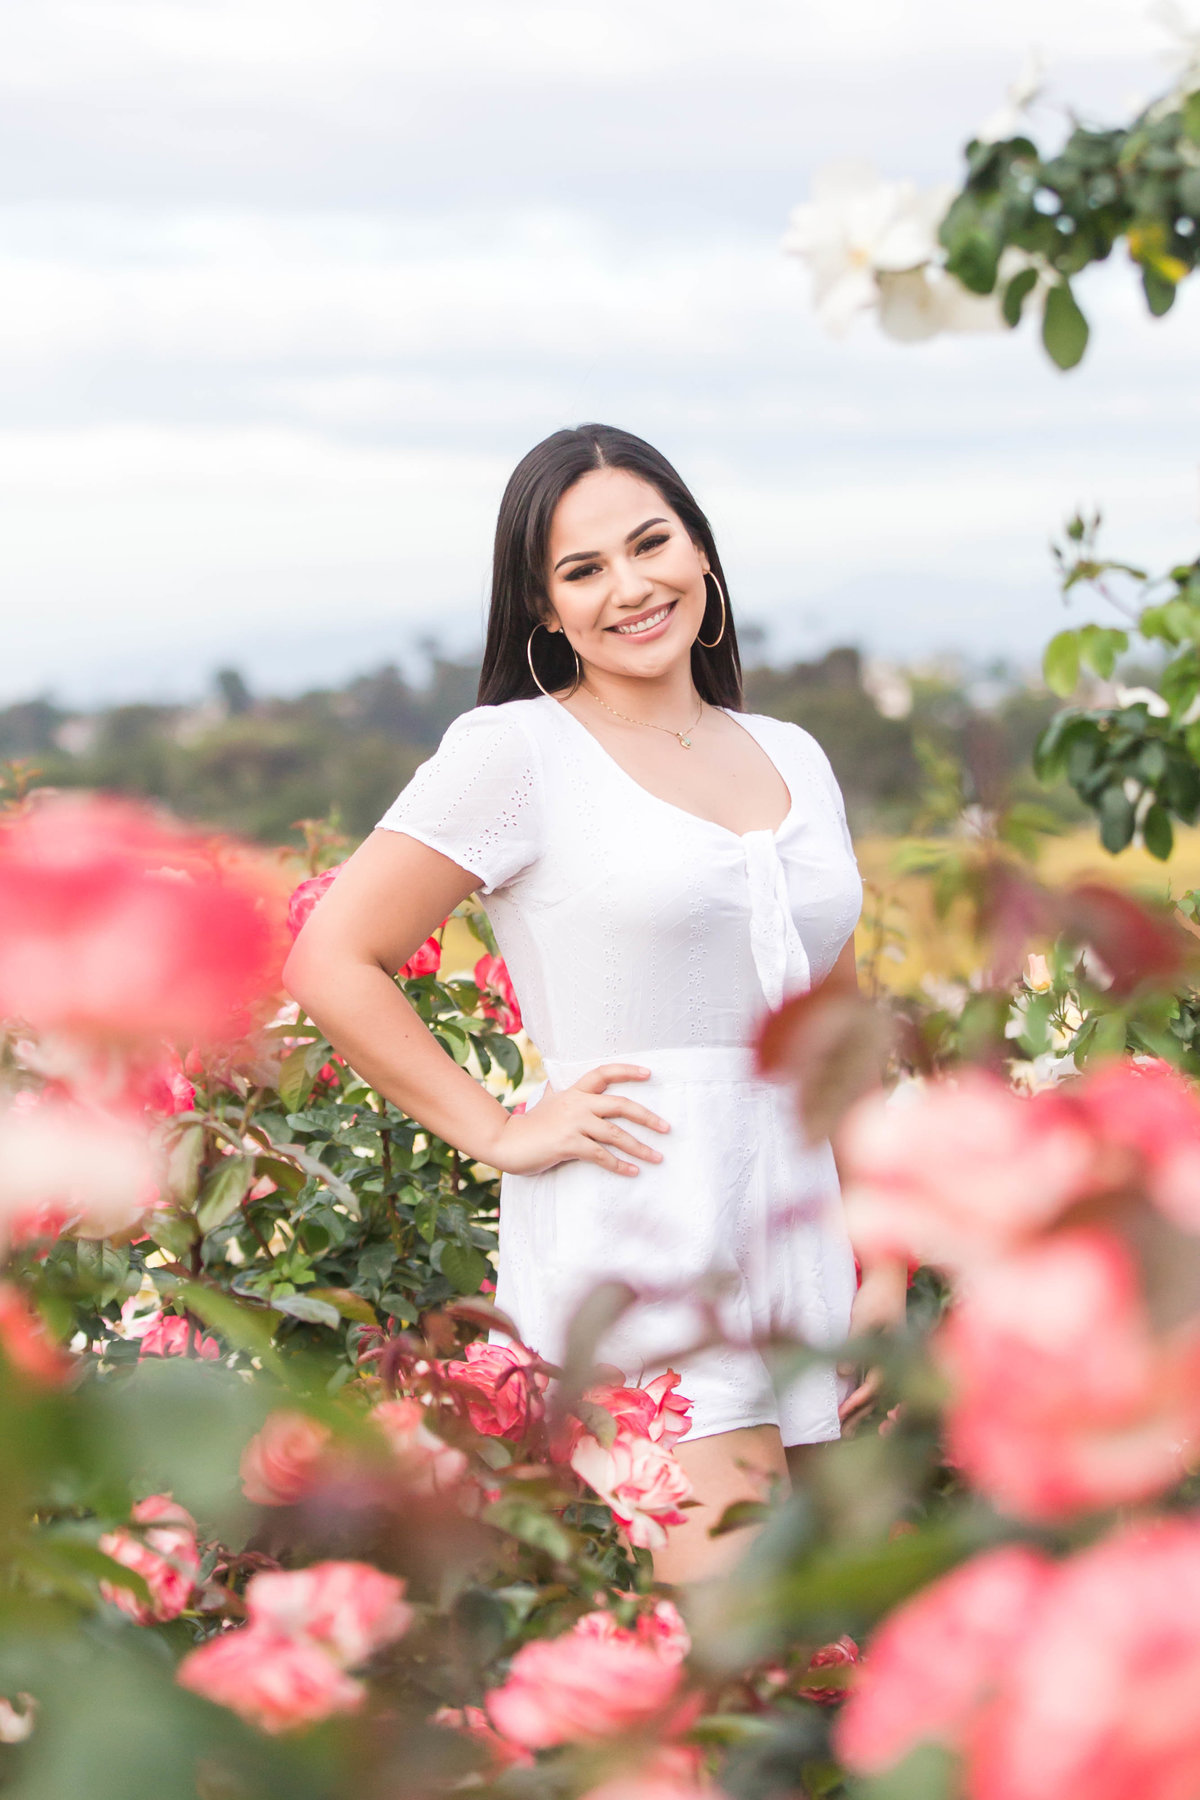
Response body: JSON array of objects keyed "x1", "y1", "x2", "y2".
[{"x1": 477, "y1": 423, "x2": 743, "y2": 709}]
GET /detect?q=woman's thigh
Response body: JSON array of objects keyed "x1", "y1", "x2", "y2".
[{"x1": 652, "y1": 1423, "x2": 789, "y2": 1586}]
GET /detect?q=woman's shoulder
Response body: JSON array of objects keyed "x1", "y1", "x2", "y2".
[
  {"x1": 732, "y1": 707, "x2": 831, "y2": 764},
  {"x1": 435, "y1": 697, "x2": 547, "y2": 754}
]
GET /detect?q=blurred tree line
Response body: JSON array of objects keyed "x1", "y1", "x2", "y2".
[{"x1": 0, "y1": 643, "x2": 1080, "y2": 843}]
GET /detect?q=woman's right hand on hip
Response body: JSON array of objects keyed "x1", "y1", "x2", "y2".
[{"x1": 488, "y1": 1064, "x2": 670, "y2": 1177}]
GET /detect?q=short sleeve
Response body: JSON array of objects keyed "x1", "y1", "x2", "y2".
[
  {"x1": 375, "y1": 705, "x2": 544, "y2": 896},
  {"x1": 794, "y1": 725, "x2": 857, "y2": 861}
]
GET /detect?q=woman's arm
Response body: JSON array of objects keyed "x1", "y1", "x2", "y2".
[
  {"x1": 283, "y1": 830, "x2": 515, "y2": 1168},
  {"x1": 283, "y1": 830, "x2": 671, "y2": 1180}
]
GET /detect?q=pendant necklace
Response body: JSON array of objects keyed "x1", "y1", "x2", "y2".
[{"x1": 582, "y1": 684, "x2": 705, "y2": 748}]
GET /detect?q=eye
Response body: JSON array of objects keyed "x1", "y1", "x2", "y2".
[
  {"x1": 562, "y1": 562, "x2": 600, "y2": 582},
  {"x1": 635, "y1": 534, "x2": 668, "y2": 554}
]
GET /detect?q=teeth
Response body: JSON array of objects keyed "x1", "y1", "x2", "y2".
[{"x1": 615, "y1": 604, "x2": 672, "y2": 636}]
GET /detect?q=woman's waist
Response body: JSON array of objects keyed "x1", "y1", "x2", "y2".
[{"x1": 540, "y1": 1043, "x2": 767, "y2": 1091}]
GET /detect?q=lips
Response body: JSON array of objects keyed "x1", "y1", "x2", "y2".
[{"x1": 607, "y1": 599, "x2": 678, "y2": 636}]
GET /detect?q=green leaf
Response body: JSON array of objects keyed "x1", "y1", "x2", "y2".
[
  {"x1": 144, "y1": 1209, "x2": 200, "y2": 1260},
  {"x1": 16, "y1": 1539, "x2": 152, "y2": 1610},
  {"x1": 439, "y1": 1241, "x2": 490, "y2": 1296},
  {"x1": 1143, "y1": 802, "x2": 1175, "y2": 861},
  {"x1": 1078, "y1": 623, "x2": 1129, "y2": 678},
  {"x1": 162, "y1": 1123, "x2": 206, "y2": 1208},
  {"x1": 305, "y1": 1286, "x2": 378, "y2": 1326},
  {"x1": 272, "y1": 1143, "x2": 360, "y2": 1216},
  {"x1": 1142, "y1": 262, "x2": 1178, "y2": 316},
  {"x1": 1001, "y1": 265, "x2": 1038, "y2": 326},
  {"x1": 1098, "y1": 783, "x2": 1137, "y2": 854},
  {"x1": 272, "y1": 1293, "x2": 341, "y2": 1329},
  {"x1": 1183, "y1": 90, "x2": 1200, "y2": 145},
  {"x1": 1042, "y1": 280, "x2": 1090, "y2": 369},
  {"x1": 195, "y1": 1155, "x2": 254, "y2": 1235},
  {"x1": 278, "y1": 1040, "x2": 325, "y2": 1113},
  {"x1": 175, "y1": 1280, "x2": 280, "y2": 1366},
  {"x1": 1042, "y1": 629, "x2": 1081, "y2": 697},
  {"x1": 484, "y1": 1496, "x2": 577, "y2": 1561}
]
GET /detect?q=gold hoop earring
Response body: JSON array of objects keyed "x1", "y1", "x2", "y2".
[
  {"x1": 526, "y1": 621, "x2": 582, "y2": 698},
  {"x1": 696, "y1": 571, "x2": 727, "y2": 648}
]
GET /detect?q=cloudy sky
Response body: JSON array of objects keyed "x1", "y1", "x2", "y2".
[{"x1": 2, "y1": 0, "x2": 1198, "y2": 705}]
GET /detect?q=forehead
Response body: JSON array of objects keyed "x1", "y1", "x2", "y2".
[{"x1": 548, "y1": 467, "x2": 673, "y2": 552}]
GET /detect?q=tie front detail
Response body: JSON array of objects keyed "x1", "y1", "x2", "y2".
[{"x1": 742, "y1": 832, "x2": 812, "y2": 1011}]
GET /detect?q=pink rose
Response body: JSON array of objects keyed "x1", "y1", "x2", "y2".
[
  {"x1": 401, "y1": 933, "x2": 443, "y2": 979},
  {"x1": 99, "y1": 1494, "x2": 200, "y2": 1625},
  {"x1": 177, "y1": 1628, "x2": 366, "y2": 1734},
  {"x1": 573, "y1": 1600, "x2": 690, "y2": 1663},
  {"x1": 240, "y1": 1409, "x2": 333, "y2": 1506},
  {"x1": 834, "y1": 1545, "x2": 1054, "y2": 1775},
  {"x1": 971, "y1": 1517, "x2": 1200, "y2": 1800},
  {"x1": 0, "y1": 794, "x2": 280, "y2": 1048},
  {"x1": 485, "y1": 1627, "x2": 684, "y2": 1748},
  {"x1": 800, "y1": 1635, "x2": 860, "y2": 1704},
  {"x1": 286, "y1": 866, "x2": 341, "y2": 940},
  {"x1": 141, "y1": 1050, "x2": 197, "y2": 1116},
  {"x1": 838, "y1": 1072, "x2": 1095, "y2": 1275},
  {"x1": 587, "y1": 1370, "x2": 693, "y2": 1449},
  {"x1": 443, "y1": 1340, "x2": 548, "y2": 1440},
  {"x1": 369, "y1": 1397, "x2": 470, "y2": 1495},
  {"x1": 570, "y1": 1431, "x2": 693, "y2": 1551},
  {"x1": 1049, "y1": 1057, "x2": 1200, "y2": 1232},
  {"x1": 936, "y1": 1228, "x2": 1200, "y2": 1520},
  {"x1": 177, "y1": 1558, "x2": 412, "y2": 1735},
  {"x1": 0, "y1": 1282, "x2": 74, "y2": 1385},
  {"x1": 246, "y1": 1561, "x2": 412, "y2": 1668},
  {"x1": 474, "y1": 953, "x2": 522, "y2": 1035},
  {"x1": 0, "y1": 1096, "x2": 157, "y2": 1249},
  {"x1": 139, "y1": 1313, "x2": 220, "y2": 1361}
]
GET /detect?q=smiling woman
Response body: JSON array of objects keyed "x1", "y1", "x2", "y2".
[{"x1": 284, "y1": 423, "x2": 907, "y2": 1585}]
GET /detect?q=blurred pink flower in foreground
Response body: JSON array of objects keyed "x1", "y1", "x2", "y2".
[
  {"x1": 837, "y1": 1071, "x2": 1094, "y2": 1273},
  {"x1": 443, "y1": 1339, "x2": 548, "y2": 1439},
  {"x1": 178, "y1": 1560, "x2": 411, "y2": 1734},
  {"x1": 240, "y1": 1409, "x2": 333, "y2": 1506},
  {"x1": 369, "y1": 1396, "x2": 470, "y2": 1494},
  {"x1": 0, "y1": 1095, "x2": 156, "y2": 1247},
  {"x1": 484, "y1": 1610, "x2": 685, "y2": 1748},
  {"x1": 571, "y1": 1430, "x2": 694, "y2": 1551},
  {"x1": 0, "y1": 1283, "x2": 74, "y2": 1385},
  {"x1": 936, "y1": 1227, "x2": 1200, "y2": 1520},
  {"x1": 474, "y1": 953, "x2": 522, "y2": 1034},
  {"x1": 100, "y1": 1495, "x2": 201, "y2": 1625},
  {"x1": 0, "y1": 795, "x2": 282, "y2": 1047},
  {"x1": 432, "y1": 1703, "x2": 535, "y2": 1770},
  {"x1": 838, "y1": 1518, "x2": 1200, "y2": 1800},
  {"x1": 834, "y1": 1544, "x2": 1052, "y2": 1776},
  {"x1": 839, "y1": 1060, "x2": 1200, "y2": 1276}
]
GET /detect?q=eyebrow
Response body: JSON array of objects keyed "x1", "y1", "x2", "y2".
[{"x1": 553, "y1": 517, "x2": 668, "y2": 572}]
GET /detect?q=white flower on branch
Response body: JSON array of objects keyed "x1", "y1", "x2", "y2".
[
  {"x1": 782, "y1": 160, "x2": 955, "y2": 335},
  {"x1": 785, "y1": 156, "x2": 1048, "y2": 344}
]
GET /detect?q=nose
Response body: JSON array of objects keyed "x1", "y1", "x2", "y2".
[{"x1": 610, "y1": 555, "x2": 655, "y2": 605}]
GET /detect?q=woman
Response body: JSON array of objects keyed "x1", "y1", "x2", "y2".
[{"x1": 284, "y1": 424, "x2": 906, "y2": 1584}]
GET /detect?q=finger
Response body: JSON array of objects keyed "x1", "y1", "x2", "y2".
[
  {"x1": 593, "y1": 1123, "x2": 663, "y2": 1163},
  {"x1": 594, "y1": 1096, "x2": 671, "y2": 1134},
  {"x1": 575, "y1": 1065, "x2": 651, "y2": 1092},
  {"x1": 582, "y1": 1142, "x2": 640, "y2": 1177},
  {"x1": 838, "y1": 1370, "x2": 883, "y2": 1421}
]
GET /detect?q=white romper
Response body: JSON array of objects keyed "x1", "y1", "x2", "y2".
[{"x1": 377, "y1": 694, "x2": 864, "y2": 1445}]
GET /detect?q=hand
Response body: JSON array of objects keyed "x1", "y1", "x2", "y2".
[
  {"x1": 488, "y1": 1064, "x2": 671, "y2": 1179},
  {"x1": 837, "y1": 1259, "x2": 908, "y2": 1434}
]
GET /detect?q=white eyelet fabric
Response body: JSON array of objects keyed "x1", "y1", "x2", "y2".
[{"x1": 377, "y1": 694, "x2": 865, "y2": 1445}]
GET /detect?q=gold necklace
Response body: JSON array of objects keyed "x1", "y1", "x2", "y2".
[{"x1": 582, "y1": 684, "x2": 705, "y2": 748}]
